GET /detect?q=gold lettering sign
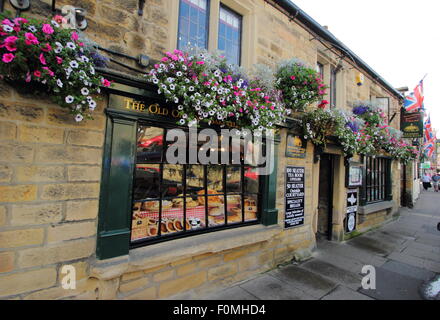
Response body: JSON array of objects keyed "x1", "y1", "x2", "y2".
[{"x1": 123, "y1": 98, "x2": 238, "y2": 128}]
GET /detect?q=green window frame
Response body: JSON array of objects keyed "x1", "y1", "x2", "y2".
[{"x1": 96, "y1": 79, "x2": 279, "y2": 260}]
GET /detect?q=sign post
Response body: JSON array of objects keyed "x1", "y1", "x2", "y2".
[{"x1": 346, "y1": 190, "x2": 358, "y2": 233}]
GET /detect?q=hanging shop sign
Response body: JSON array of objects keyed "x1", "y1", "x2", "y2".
[
  {"x1": 285, "y1": 134, "x2": 307, "y2": 159},
  {"x1": 285, "y1": 166, "x2": 305, "y2": 229},
  {"x1": 346, "y1": 189, "x2": 358, "y2": 233},
  {"x1": 421, "y1": 162, "x2": 431, "y2": 169},
  {"x1": 401, "y1": 111, "x2": 423, "y2": 139}
]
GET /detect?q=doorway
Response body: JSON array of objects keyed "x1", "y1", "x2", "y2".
[{"x1": 317, "y1": 154, "x2": 335, "y2": 241}]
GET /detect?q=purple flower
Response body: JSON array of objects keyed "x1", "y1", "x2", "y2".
[
  {"x1": 346, "y1": 121, "x2": 359, "y2": 133},
  {"x1": 353, "y1": 105, "x2": 369, "y2": 115},
  {"x1": 90, "y1": 51, "x2": 109, "y2": 68}
]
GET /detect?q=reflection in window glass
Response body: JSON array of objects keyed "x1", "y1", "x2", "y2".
[
  {"x1": 218, "y1": 5, "x2": 242, "y2": 65},
  {"x1": 133, "y1": 164, "x2": 160, "y2": 200},
  {"x1": 226, "y1": 166, "x2": 241, "y2": 193},
  {"x1": 163, "y1": 165, "x2": 184, "y2": 198},
  {"x1": 137, "y1": 126, "x2": 164, "y2": 163},
  {"x1": 186, "y1": 165, "x2": 205, "y2": 196},
  {"x1": 244, "y1": 166, "x2": 259, "y2": 194},
  {"x1": 207, "y1": 165, "x2": 223, "y2": 193},
  {"x1": 178, "y1": 0, "x2": 209, "y2": 50}
]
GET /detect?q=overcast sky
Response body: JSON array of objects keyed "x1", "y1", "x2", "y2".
[{"x1": 291, "y1": 0, "x2": 440, "y2": 136}]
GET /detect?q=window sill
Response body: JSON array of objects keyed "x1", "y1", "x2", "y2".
[
  {"x1": 90, "y1": 224, "x2": 282, "y2": 280},
  {"x1": 358, "y1": 200, "x2": 395, "y2": 215}
]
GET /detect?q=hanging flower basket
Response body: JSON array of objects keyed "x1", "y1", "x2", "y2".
[
  {"x1": 0, "y1": 14, "x2": 112, "y2": 122},
  {"x1": 275, "y1": 59, "x2": 328, "y2": 112},
  {"x1": 146, "y1": 48, "x2": 290, "y2": 132}
]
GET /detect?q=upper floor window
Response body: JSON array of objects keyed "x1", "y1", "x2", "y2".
[
  {"x1": 316, "y1": 62, "x2": 324, "y2": 81},
  {"x1": 177, "y1": 0, "x2": 210, "y2": 50},
  {"x1": 218, "y1": 5, "x2": 242, "y2": 65}
]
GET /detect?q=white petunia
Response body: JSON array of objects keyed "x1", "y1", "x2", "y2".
[
  {"x1": 169, "y1": 84, "x2": 175, "y2": 90},
  {"x1": 81, "y1": 88, "x2": 89, "y2": 95},
  {"x1": 28, "y1": 25, "x2": 37, "y2": 32},
  {"x1": 81, "y1": 56, "x2": 90, "y2": 63},
  {"x1": 174, "y1": 97, "x2": 179, "y2": 103},
  {"x1": 54, "y1": 47, "x2": 62, "y2": 54},
  {"x1": 182, "y1": 114, "x2": 188, "y2": 119},
  {"x1": 69, "y1": 61, "x2": 79, "y2": 68},
  {"x1": 75, "y1": 114, "x2": 84, "y2": 122},
  {"x1": 182, "y1": 65, "x2": 187, "y2": 71},
  {"x1": 65, "y1": 95, "x2": 74, "y2": 104},
  {"x1": 176, "y1": 71, "x2": 183, "y2": 77},
  {"x1": 169, "y1": 63, "x2": 175, "y2": 69},
  {"x1": 179, "y1": 119, "x2": 186, "y2": 125},
  {"x1": 188, "y1": 86, "x2": 194, "y2": 92},
  {"x1": 89, "y1": 100, "x2": 97, "y2": 109},
  {"x1": 90, "y1": 66, "x2": 95, "y2": 75},
  {"x1": 3, "y1": 25, "x2": 13, "y2": 32},
  {"x1": 51, "y1": 20, "x2": 60, "y2": 28},
  {"x1": 56, "y1": 79, "x2": 63, "y2": 88},
  {"x1": 177, "y1": 105, "x2": 184, "y2": 110},
  {"x1": 66, "y1": 42, "x2": 76, "y2": 49},
  {"x1": 152, "y1": 78, "x2": 159, "y2": 84}
]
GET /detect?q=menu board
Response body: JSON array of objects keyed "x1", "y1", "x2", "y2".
[
  {"x1": 285, "y1": 166, "x2": 305, "y2": 229},
  {"x1": 286, "y1": 134, "x2": 307, "y2": 159}
]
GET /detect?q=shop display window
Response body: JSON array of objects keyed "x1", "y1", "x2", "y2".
[{"x1": 131, "y1": 124, "x2": 261, "y2": 244}]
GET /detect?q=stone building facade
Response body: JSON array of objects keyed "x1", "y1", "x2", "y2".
[{"x1": 0, "y1": 0, "x2": 403, "y2": 299}]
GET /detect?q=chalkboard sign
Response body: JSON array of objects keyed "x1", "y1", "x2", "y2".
[{"x1": 285, "y1": 166, "x2": 305, "y2": 229}]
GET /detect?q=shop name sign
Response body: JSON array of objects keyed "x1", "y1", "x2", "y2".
[
  {"x1": 110, "y1": 95, "x2": 238, "y2": 128},
  {"x1": 285, "y1": 166, "x2": 305, "y2": 229},
  {"x1": 401, "y1": 111, "x2": 423, "y2": 138}
]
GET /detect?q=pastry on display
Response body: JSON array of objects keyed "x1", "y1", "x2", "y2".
[
  {"x1": 133, "y1": 202, "x2": 142, "y2": 211},
  {"x1": 208, "y1": 206, "x2": 224, "y2": 216},
  {"x1": 173, "y1": 219, "x2": 184, "y2": 232},
  {"x1": 188, "y1": 217, "x2": 203, "y2": 229},
  {"x1": 147, "y1": 225, "x2": 158, "y2": 237},
  {"x1": 162, "y1": 200, "x2": 173, "y2": 210},
  {"x1": 160, "y1": 221, "x2": 168, "y2": 235},
  {"x1": 230, "y1": 207, "x2": 242, "y2": 216},
  {"x1": 142, "y1": 201, "x2": 160, "y2": 211},
  {"x1": 131, "y1": 213, "x2": 148, "y2": 240},
  {"x1": 245, "y1": 211, "x2": 257, "y2": 221},
  {"x1": 208, "y1": 215, "x2": 225, "y2": 226},
  {"x1": 166, "y1": 219, "x2": 176, "y2": 233},
  {"x1": 227, "y1": 213, "x2": 242, "y2": 223},
  {"x1": 227, "y1": 196, "x2": 241, "y2": 206},
  {"x1": 198, "y1": 189, "x2": 223, "y2": 205}
]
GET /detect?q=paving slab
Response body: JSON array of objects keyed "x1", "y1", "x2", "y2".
[
  {"x1": 381, "y1": 260, "x2": 436, "y2": 282},
  {"x1": 299, "y1": 259, "x2": 362, "y2": 291},
  {"x1": 313, "y1": 250, "x2": 364, "y2": 274},
  {"x1": 346, "y1": 235, "x2": 396, "y2": 257},
  {"x1": 239, "y1": 274, "x2": 315, "y2": 300},
  {"x1": 270, "y1": 265, "x2": 337, "y2": 299},
  {"x1": 202, "y1": 285, "x2": 259, "y2": 300},
  {"x1": 358, "y1": 266, "x2": 424, "y2": 300},
  {"x1": 321, "y1": 285, "x2": 373, "y2": 300},
  {"x1": 401, "y1": 246, "x2": 440, "y2": 263}
]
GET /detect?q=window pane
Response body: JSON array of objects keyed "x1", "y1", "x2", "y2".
[
  {"x1": 227, "y1": 195, "x2": 242, "y2": 224},
  {"x1": 131, "y1": 201, "x2": 159, "y2": 241},
  {"x1": 137, "y1": 126, "x2": 164, "y2": 163},
  {"x1": 178, "y1": 0, "x2": 209, "y2": 50},
  {"x1": 133, "y1": 164, "x2": 161, "y2": 200},
  {"x1": 226, "y1": 166, "x2": 241, "y2": 193},
  {"x1": 244, "y1": 167, "x2": 259, "y2": 193},
  {"x1": 218, "y1": 6, "x2": 242, "y2": 65},
  {"x1": 163, "y1": 165, "x2": 184, "y2": 198},
  {"x1": 244, "y1": 195, "x2": 258, "y2": 221},
  {"x1": 207, "y1": 165, "x2": 223, "y2": 193},
  {"x1": 187, "y1": 165, "x2": 205, "y2": 195},
  {"x1": 208, "y1": 196, "x2": 225, "y2": 227}
]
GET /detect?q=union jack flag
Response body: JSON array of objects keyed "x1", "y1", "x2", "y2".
[
  {"x1": 404, "y1": 80, "x2": 424, "y2": 113},
  {"x1": 424, "y1": 140, "x2": 434, "y2": 158}
]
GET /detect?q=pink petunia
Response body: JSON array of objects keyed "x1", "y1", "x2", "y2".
[
  {"x1": 56, "y1": 56, "x2": 63, "y2": 64},
  {"x1": 42, "y1": 24, "x2": 54, "y2": 35},
  {"x1": 13, "y1": 26, "x2": 20, "y2": 33},
  {"x1": 101, "y1": 78, "x2": 112, "y2": 87},
  {"x1": 33, "y1": 70, "x2": 41, "y2": 77},
  {"x1": 41, "y1": 43, "x2": 52, "y2": 52},
  {"x1": 171, "y1": 54, "x2": 178, "y2": 61},
  {"x1": 13, "y1": 17, "x2": 28, "y2": 25},
  {"x1": 196, "y1": 61, "x2": 204, "y2": 65},
  {"x1": 39, "y1": 53, "x2": 47, "y2": 65},
  {"x1": 161, "y1": 57, "x2": 169, "y2": 62},
  {"x1": 2, "y1": 53, "x2": 14, "y2": 63},
  {"x1": 2, "y1": 19, "x2": 13, "y2": 26},
  {"x1": 71, "y1": 31, "x2": 79, "y2": 41},
  {"x1": 24, "y1": 32, "x2": 39, "y2": 45},
  {"x1": 290, "y1": 76, "x2": 296, "y2": 80},
  {"x1": 25, "y1": 72, "x2": 31, "y2": 83},
  {"x1": 42, "y1": 67, "x2": 54, "y2": 77},
  {"x1": 53, "y1": 15, "x2": 64, "y2": 24}
]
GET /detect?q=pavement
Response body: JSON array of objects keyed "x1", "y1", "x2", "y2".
[{"x1": 204, "y1": 188, "x2": 440, "y2": 300}]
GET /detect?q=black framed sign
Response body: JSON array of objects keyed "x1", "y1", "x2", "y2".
[
  {"x1": 346, "y1": 164, "x2": 362, "y2": 188},
  {"x1": 346, "y1": 189, "x2": 358, "y2": 233},
  {"x1": 285, "y1": 134, "x2": 307, "y2": 158},
  {"x1": 285, "y1": 166, "x2": 305, "y2": 229}
]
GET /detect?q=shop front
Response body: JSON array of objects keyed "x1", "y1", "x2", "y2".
[{"x1": 87, "y1": 73, "x2": 316, "y2": 299}]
